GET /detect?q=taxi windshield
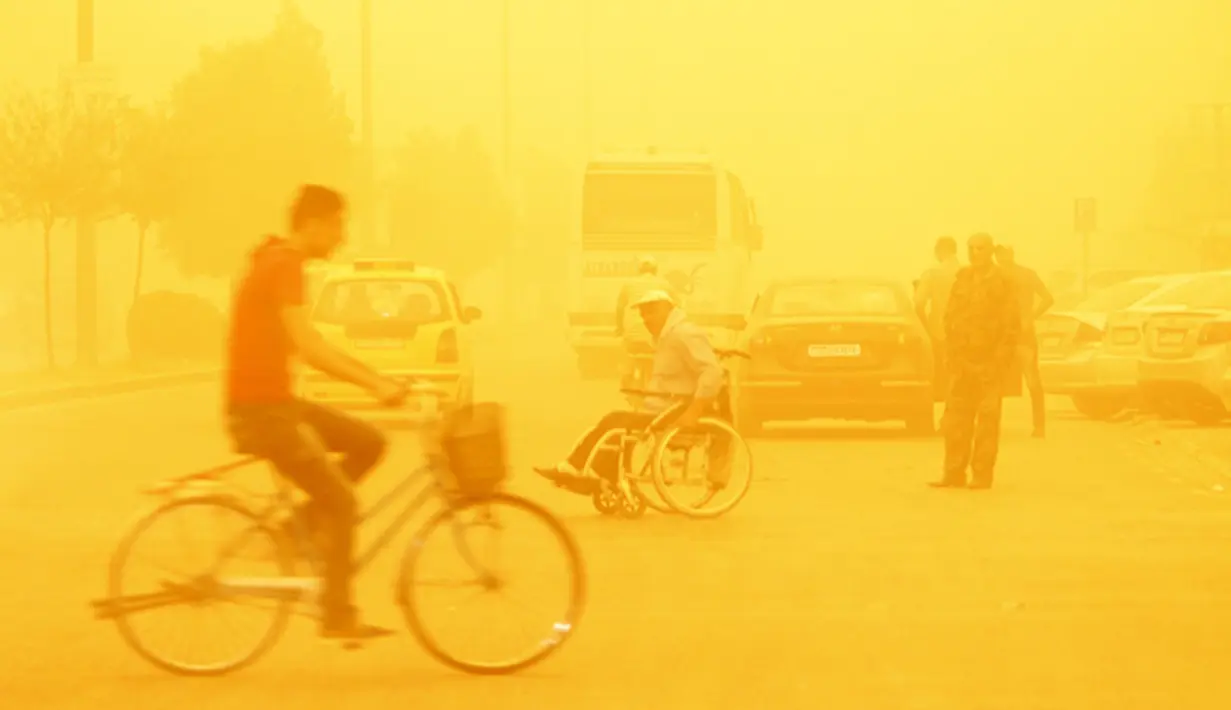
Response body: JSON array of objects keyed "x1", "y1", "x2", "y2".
[
  {"x1": 313, "y1": 279, "x2": 449, "y2": 325},
  {"x1": 768, "y1": 281, "x2": 906, "y2": 316}
]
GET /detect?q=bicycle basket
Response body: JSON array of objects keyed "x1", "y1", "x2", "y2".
[{"x1": 439, "y1": 402, "x2": 509, "y2": 495}]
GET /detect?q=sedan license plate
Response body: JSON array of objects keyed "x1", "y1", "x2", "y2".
[
  {"x1": 1040, "y1": 334, "x2": 1066, "y2": 349},
  {"x1": 353, "y1": 339, "x2": 405, "y2": 350},
  {"x1": 808, "y1": 343, "x2": 861, "y2": 358},
  {"x1": 1156, "y1": 330, "x2": 1186, "y2": 346}
]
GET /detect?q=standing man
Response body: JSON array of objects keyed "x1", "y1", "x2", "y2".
[
  {"x1": 915, "y1": 236, "x2": 961, "y2": 400},
  {"x1": 931, "y1": 233, "x2": 1020, "y2": 490},
  {"x1": 995, "y1": 245, "x2": 1054, "y2": 438}
]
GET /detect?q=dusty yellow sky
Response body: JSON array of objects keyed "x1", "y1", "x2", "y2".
[{"x1": 2, "y1": 0, "x2": 1230, "y2": 275}]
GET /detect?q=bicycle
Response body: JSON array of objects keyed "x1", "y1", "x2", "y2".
[
  {"x1": 585, "y1": 348, "x2": 754, "y2": 519},
  {"x1": 89, "y1": 384, "x2": 586, "y2": 677}
]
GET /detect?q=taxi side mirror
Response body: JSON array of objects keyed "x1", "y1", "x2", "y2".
[{"x1": 462, "y1": 306, "x2": 483, "y2": 323}]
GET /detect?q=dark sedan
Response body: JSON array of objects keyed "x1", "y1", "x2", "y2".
[{"x1": 733, "y1": 278, "x2": 935, "y2": 436}]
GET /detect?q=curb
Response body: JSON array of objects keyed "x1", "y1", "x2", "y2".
[{"x1": 0, "y1": 369, "x2": 219, "y2": 412}]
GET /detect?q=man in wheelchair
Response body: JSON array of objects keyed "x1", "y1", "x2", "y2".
[{"x1": 535, "y1": 289, "x2": 733, "y2": 494}]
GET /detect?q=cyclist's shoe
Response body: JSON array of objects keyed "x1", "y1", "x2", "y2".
[{"x1": 320, "y1": 614, "x2": 396, "y2": 642}]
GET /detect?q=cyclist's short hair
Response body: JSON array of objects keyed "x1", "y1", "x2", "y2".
[
  {"x1": 934, "y1": 236, "x2": 957, "y2": 257},
  {"x1": 289, "y1": 184, "x2": 346, "y2": 231}
]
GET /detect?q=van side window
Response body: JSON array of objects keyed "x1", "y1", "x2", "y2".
[{"x1": 728, "y1": 172, "x2": 750, "y2": 245}]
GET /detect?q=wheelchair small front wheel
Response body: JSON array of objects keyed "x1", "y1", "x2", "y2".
[
  {"x1": 651, "y1": 417, "x2": 753, "y2": 519},
  {"x1": 591, "y1": 484, "x2": 621, "y2": 516}
]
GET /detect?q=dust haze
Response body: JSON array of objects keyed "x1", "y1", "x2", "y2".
[{"x1": 3, "y1": 1, "x2": 1231, "y2": 708}]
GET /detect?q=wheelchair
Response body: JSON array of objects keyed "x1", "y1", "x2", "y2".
[{"x1": 583, "y1": 349, "x2": 754, "y2": 520}]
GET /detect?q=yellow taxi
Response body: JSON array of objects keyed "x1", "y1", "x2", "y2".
[
  {"x1": 1136, "y1": 270, "x2": 1231, "y2": 424},
  {"x1": 296, "y1": 258, "x2": 480, "y2": 420}
]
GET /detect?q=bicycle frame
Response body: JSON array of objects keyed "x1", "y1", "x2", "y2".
[{"x1": 280, "y1": 459, "x2": 448, "y2": 575}]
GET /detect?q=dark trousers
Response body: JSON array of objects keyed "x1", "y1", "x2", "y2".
[
  {"x1": 941, "y1": 368, "x2": 1003, "y2": 485},
  {"x1": 226, "y1": 399, "x2": 386, "y2": 622},
  {"x1": 566, "y1": 408, "x2": 734, "y2": 486},
  {"x1": 567, "y1": 411, "x2": 658, "y2": 481}
]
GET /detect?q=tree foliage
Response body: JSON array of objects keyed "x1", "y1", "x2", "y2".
[
  {"x1": 0, "y1": 81, "x2": 126, "y2": 368},
  {"x1": 158, "y1": 3, "x2": 354, "y2": 277},
  {"x1": 386, "y1": 126, "x2": 513, "y2": 281},
  {"x1": 0, "y1": 81, "x2": 125, "y2": 229},
  {"x1": 117, "y1": 104, "x2": 177, "y2": 232},
  {"x1": 117, "y1": 104, "x2": 178, "y2": 302}
]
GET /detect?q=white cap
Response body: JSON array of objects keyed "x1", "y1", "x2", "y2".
[{"x1": 632, "y1": 289, "x2": 674, "y2": 308}]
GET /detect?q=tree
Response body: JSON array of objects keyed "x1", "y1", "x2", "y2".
[
  {"x1": 386, "y1": 126, "x2": 513, "y2": 281},
  {"x1": 158, "y1": 3, "x2": 354, "y2": 277},
  {"x1": 0, "y1": 82, "x2": 124, "y2": 369},
  {"x1": 117, "y1": 104, "x2": 177, "y2": 304}
]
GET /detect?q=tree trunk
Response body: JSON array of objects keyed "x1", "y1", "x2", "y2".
[
  {"x1": 132, "y1": 222, "x2": 147, "y2": 305},
  {"x1": 41, "y1": 222, "x2": 56, "y2": 370}
]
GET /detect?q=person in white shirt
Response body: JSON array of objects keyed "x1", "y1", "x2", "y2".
[{"x1": 537, "y1": 289, "x2": 727, "y2": 491}]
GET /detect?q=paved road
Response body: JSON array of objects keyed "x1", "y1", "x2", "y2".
[{"x1": 5, "y1": 353, "x2": 1231, "y2": 709}]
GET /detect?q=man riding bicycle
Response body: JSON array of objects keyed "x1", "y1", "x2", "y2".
[
  {"x1": 536, "y1": 289, "x2": 732, "y2": 494},
  {"x1": 225, "y1": 184, "x2": 408, "y2": 641}
]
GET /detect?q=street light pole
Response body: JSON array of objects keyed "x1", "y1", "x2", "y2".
[
  {"x1": 581, "y1": 0, "x2": 592, "y2": 154},
  {"x1": 501, "y1": 0, "x2": 521, "y2": 321},
  {"x1": 75, "y1": 0, "x2": 98, "y2": 367},
  {"x1": 359, "y1": 0, "x2": 376, "y2": 251},
  {"x1": 501, "y1": 0, "x2": 512, "y2": 180}
]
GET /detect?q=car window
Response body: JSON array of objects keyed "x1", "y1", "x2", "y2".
[
  {"x1": 1138, "y1": 275, "x2": 1231, "y2": 310},
  {"x1": 1073, "y1": 280, "x2": 1168, "y2": 312},
  {"x1": 768, "y1": 281, "x2": 905, "y2": 316},
  {"x1": 313, "y1": 279, "x2": 449, "y2": 325}
]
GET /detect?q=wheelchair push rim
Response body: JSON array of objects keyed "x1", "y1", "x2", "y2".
[{"x1": 651, "y1": 417, "x2": 753, "y2": 519}]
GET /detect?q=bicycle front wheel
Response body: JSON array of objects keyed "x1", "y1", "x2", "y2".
[
  {"x1": 101, "y1": 497, "x2": 295, "y2": 676},
  {"x1": 652, "y1": 417, "x2": 753, "y2": 519},
  {"x1": 396, "y1": 493, "x2": 585, "y2": 675}
]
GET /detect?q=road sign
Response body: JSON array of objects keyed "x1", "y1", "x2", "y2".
[{"x1": 1074, "y1": 197, "x2": 1098, "y2": 233}]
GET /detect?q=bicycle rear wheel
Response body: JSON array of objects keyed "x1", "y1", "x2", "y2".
[
  {"x1": 396, "y1": 492, "x2": 585, "y2": 675},
  {"x1": 652, "y1": 417, "x2": 753, "y2": 519},
  {"x1": 99, "y1": 497, "x2": 295, "y2": 676}
]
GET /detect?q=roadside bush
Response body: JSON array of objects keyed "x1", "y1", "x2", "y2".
[{"x1": 127, "y1": 291, "x2": 225, "y2": 362}]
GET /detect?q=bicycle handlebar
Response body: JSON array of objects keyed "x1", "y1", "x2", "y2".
[{"x1": 714, "y1": 348, "x2": 751, "y2": 360}]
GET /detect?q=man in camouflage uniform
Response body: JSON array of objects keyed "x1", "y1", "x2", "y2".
[{"x1": 931, "y1": 233, "x2": 1020, "y2": 490}]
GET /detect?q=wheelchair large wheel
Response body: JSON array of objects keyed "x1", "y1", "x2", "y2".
[
  {"x1": 651, "y1": 417, "x2": 753, "y2": 519},
  {"x1": 582, "y1": 428, "x2": 672, "y2": 514}
]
